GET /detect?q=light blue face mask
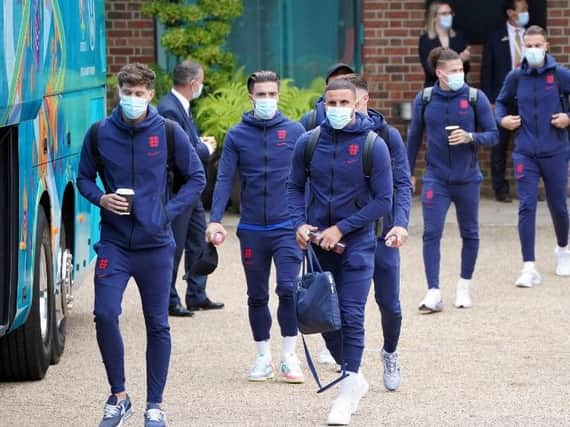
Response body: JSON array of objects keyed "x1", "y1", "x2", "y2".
[
  {"x1": 254, "y1": 98, "x2": 278, "y2": 120},
  {"x1": 439, "y1": 14, "x2": 453, "y2": 30},
  {"x1": 120, "y1": 95, "x2": 149, "y2": 120},
  {"x1": 446, "y1": 72, "x2": 465, "y2": 91},
  {"x1": 517, "y1": 11, "x2": 529, "y2": 27},
  {"x1": 524, "y1": 47, "x2": 545, "y2": 67},
  {"x1": 327, "y1": 107, "x2": 353, "y2": 129}
]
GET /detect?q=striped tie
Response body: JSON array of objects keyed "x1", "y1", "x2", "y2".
[{"x1": 514, "y1": 29, "x2": 522, "y2": 68}]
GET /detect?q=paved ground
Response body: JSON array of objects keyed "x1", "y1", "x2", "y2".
[{"x1": 1, "y1": 198, "x2": 570, "y2": 426}]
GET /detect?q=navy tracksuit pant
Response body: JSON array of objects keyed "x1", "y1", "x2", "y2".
[
  {"x1": 169, "y1": 200, "x2": 208, "y2": 308},
  {"x1": 513, "y1": 152, "x2": 569, "y2": 261},
  {"x1": 93, "y1": 240, "x2": 175, "y2": 404},
  {"x1": 237, "y1": 227, "x2": 302, "y2": 342},
  {"x1": 318, "y1": 234, "x2": 376, "y2": 373},
  {"x1": 374, "y1": 232, "x2": 402, "y2": 354},
  {"x1": 422, "y1": 179, "x2": 480, "y2": 289}
]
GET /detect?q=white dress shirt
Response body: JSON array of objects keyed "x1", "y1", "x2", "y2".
[
  {"x1": 171, "y1": 88, "x2": 190, "y2": 116},
  {"x1": 507, "y1": 21, "x2": 525, "y2": 70}
]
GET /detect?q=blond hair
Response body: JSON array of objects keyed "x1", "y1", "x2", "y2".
[{"x1": 424, "y1": 1, "x2": 456, "y2": 39}]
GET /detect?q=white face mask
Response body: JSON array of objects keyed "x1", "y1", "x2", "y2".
[
  {"x1": 254, "y1": 98, "x2": 278, "y2": 120},
  {"x1": 524, "y1": 47, "x2": 545, "y2": 67},
  {"x1": 192, "y1": 83, "x2": 203, "y2": 100},
  {"x1": 327, "y1": 106, "x2": 353, "y2": 129}
]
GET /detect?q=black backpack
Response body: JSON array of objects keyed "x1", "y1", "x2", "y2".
[
  {"x1": 88, "y1": 118, "x2": 180, "y2": 194},
  {"x1": 420, "y1": 86, "x2": 479, "y2": 129},
  {"x1": 304, "y1": 109, "x2": 318, "y2": 131}
]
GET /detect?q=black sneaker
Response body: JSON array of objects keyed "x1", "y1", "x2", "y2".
[{"x1": 99, "y1": 394, "x2": 133, "y2": 427}]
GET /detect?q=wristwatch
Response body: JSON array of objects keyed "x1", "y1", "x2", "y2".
[{"x1": 467, "y1": 132, "x2": 474, "y2": 142}]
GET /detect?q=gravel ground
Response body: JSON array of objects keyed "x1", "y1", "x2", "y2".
[{"x1": 1, "y1": 199, "x2": 569, "y2": 426}]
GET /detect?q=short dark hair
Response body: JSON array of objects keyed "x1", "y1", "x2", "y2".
[
  {"x1": 428, "y1": 47, "x2": 461, "y2": 71},
  {"x1": 324, "y1": 79, "x2": 356, "y2": 98},
  {"x1": 524, "y1": 25, "x2": 546, "y2": 40},
  {"x1": 173, "y1": 60, "x2": 202, "y2": 86},
  {"x1": 247, "y1": 70, "x2": 280, "y2": 94},
  {"x1": 503, "y1": 0, "x2": 527, "y2": 16},
  {"x1": 117, "y1": 63, "x2": 156, "y2": 89},
  {"x1": 340, "y1": 73, "x2": 368, "y2": 92}
]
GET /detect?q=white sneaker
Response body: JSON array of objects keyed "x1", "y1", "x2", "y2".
[
  {"x1": 418, "y1": 289, "x2": 443, "y2": 313},
  {"x1": 318, "y1": 346, "x2": 337, "y2": 365},
  {"x1": 248, "y1": 354, "x2": 274, "y2": 382},
  {"x1": 381, "y1": 348, "x2": 401, "y2": 391},
  {"x1": 515, "y1": 267, "x2": 542, "y2": 288},
  {"x1": 455, "y1": 280, "x2": 472, "y2": 309},
  {"x1": 555, "y1": 247, "x2": 570, "y2": 276},
  {"x1": 279, "y1": 353, "x2": 304, "y2": 384},
  {"x1": 326, "y1": 372, "x2": 369, "y2": 426}
]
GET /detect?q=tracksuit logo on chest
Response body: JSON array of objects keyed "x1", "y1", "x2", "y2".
[
  {"x1": 147, "y1": 135, "x2": 160, "y2": 157},
  {"x1": 275, "y1": 129, "x2": 288, "y2": 146}
]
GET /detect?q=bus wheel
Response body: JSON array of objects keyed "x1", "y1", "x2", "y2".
[
  {"x1": 0, "y1": 208, "x2": 54, "y2": 380},
  {"x1": 51, "y1": 222, "x2": 72, "y2": 364}
]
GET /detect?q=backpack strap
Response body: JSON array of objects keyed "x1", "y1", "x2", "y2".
[
  {"x1": 420, "y1": 86, "x2": 433, "y2": 129},
  {"x1": 305, "y1": 109, "x2": 317, "y2": 131},
  {"x1": 304, "y1": 126, "x2": 321, "y2": 177},
  {"x1": 468, "y1": 86, "x2": 479, "y2": 130},
  {"x1": 88, "y1": 120, "x2": 110, "y2": 191},
  {"x1": 164, "y1": 118, "x2": 177, "y2": 194},
  {"x1": 363, "y1": 131, "x2": 377, "y2": 178}
]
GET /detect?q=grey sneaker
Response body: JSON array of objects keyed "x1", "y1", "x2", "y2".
[
  {"x1": 99, "y1": 394, "x2": 133, "y2": 427},
  {"x1": 144, "y1": 403, "x2": 167, "y2": 427},
  {"x1": 381, "y1": 348, "x2": 401, "y2": 391}
]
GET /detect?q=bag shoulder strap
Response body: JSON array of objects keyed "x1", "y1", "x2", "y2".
[
  {"x1": 363, "y1": 130, "x2": 377, "y2": 178},
  {"x1": 420, "y1": 86, "x2": 433, "y2": 128},
  {"x1": 468, "y1": 86, "x2": 479, "y2": 130},
  {"x1": 553, "y1": 66, "x2": 569, "y2": 112},
  {"x1": 165, "y1": 118, "x2": 176, "y2": 172},
  {"x1": 88, "y1": 120, "x2": 111, "y2": 191},
  {"x1": 304, "y1": 126, "x2": 321, "y2": 177},
  {"x1": 307, "y1": 109, "x2": 317, "y2": 131}
]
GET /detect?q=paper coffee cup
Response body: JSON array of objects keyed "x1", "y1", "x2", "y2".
[
  {"x1": 445, "y1": 125, "x2": 460, "y2": 138},
  {"x1": 116, "y1": 188, "x2": 134, "y2": 215}
]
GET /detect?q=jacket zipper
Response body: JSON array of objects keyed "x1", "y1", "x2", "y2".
[
  {"x1": 263, "y1": 126, "x2": 268, "y2": 226},
  {"x1": 128, "y1": 129, "x2": 135, "y2": 249}
]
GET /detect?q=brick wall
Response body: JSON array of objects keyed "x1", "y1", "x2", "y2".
[
  {"x1": 362, "y1": 0, "x2": 570, "y2": 195},
  {"x1": 106, "y1": 1, "x2": 156, "y2": 74}
]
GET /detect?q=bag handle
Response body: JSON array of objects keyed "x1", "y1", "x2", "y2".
[
  {"x1": 306, "y1": 244, "x2": 323, "y2": 273},
  {"x1": 301, "y1": 334, "x2": 347, "y2": 393}
]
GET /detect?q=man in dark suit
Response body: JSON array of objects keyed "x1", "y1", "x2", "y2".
[
  {"x1": 481, "y1": 0, "x2": 529, "y2": 202},
  {"x1": 158, "y1": 60, "x2": 224, "y2": 316}
]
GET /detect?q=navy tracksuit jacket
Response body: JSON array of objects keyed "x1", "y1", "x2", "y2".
[
  {"x1": 407, "y1": 83, "x2": 498, "y2": 289},
  {"x1": 495, "y1": 54, "x2": 570, "y2": 261},
  {"x1": 77, "y1": 105, "x2": 205, "y2": 403},
  {"x1": 211, "y1": 111, "x2": 305, "y2": 341},
  {"x1": 368, "y1": 110, "x2": 412, "y2": 353},
  {"x1": 299, "y1": 97, "x2": 326, "y2": 131},
  {"x1": 288, "y1": 113, "x2": 393, "y2": 372}
]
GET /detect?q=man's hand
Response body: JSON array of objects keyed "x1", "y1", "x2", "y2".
[
  {"x1": 384, "y1": 226, "x2": 409, "y2": 248},
  {"x1": 201, "y1": 136, "x2": 217, "y2": 155},
  {"x1": 317, "y1": 226, "x2": 343, "y2": 251},
  {"x1": 448, "y1": 129, "x2": 473, "y2": 145},
  {"x1": 459, "y1": 46, "x2": 471, "y2": 62},
  {"x1": 99, "y1": 193, "x2": 129, "y2": 215},
  {"x1": 205, "y1": 222, "x2": 227, "y2": 246},
  {"x1": 296, "y1": 224, "x2": 318, "y2": 250},
  {"x1": 551, "y1": 113, "x2": 570, "y2": 129},
  {"x1": 501, "y1": 115, "x2": 522, "y2": 131}
]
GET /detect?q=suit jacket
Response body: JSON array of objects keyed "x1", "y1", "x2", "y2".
[
  {"x1": 481, "y1": 26, "x2": 513, "y2": 103},
  {"x1": 157, "y1": 92, "x2": 210, "y2": 170}
]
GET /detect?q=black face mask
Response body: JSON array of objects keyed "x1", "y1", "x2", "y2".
[{"x1": 190, "y1": 243, "x2": 219, "y2": 276}]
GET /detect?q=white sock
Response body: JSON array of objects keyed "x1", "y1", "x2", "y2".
[
  {"x1": 458, "y1": 278, "x2": 470, "y2": 288},
  {"x1": 255, "y1": 340, "x2": 271, "y2": 359},
  {"x1": 281, "y1": 336, "x2": 297, "y2": 357},
  {"x1": 523, "y1": 261, "x2": 535, "y2": 271}
]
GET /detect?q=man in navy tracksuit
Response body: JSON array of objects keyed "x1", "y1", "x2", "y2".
[
  {"x1": 157, "y1": 60, "x2": 224, "y2": 316},
  {"x1": 288, "y1": 78, "x2": 393, "y2": 426},
  {"x1": 77, "y1": 63, "x2": 205, "y2": 427},
  {"x1": 495, "y1": 25, "x2": 570, "y2": 286},
  {"x1": 407, "y1": 48, "x2": 498, "y2": 313},
  {"x1": 206, "y1": 71, "x2": 306, "y2": 384},
  {"x1": 343, "y1": 73, "x2": 412, "y2": 392},
  {"x1": 299, "y1": 63, "x2": 355, "y2": 131}
]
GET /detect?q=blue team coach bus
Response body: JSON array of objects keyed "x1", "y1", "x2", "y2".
[{"x1": 0, "y1": 0, "x2": 106, "y2": 380}]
